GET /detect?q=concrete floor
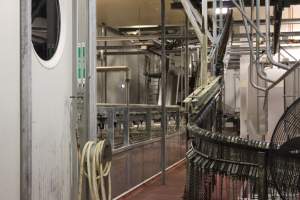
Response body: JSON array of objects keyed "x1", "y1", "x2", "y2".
[{"x1": 120, "y1": 162, "x2": 186, "y2": 200}]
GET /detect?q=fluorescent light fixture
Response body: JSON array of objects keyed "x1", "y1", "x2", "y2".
[{"x1": 216, "y1": 8, "x2": 228, "y2": 15}]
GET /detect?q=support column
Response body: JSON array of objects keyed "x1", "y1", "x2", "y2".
[
  {"x1": 201, "y1": 0, "x2": 208, "y2": 87},
  {"x1": 160, "y1": 0, "x2": 167, "y2": 185},
  {"x1": 20, "y1": 0, "x2": 32, "y2": 199},
  {"x1": 87, "y1": 0, "x2": 97, "y2": 140}
]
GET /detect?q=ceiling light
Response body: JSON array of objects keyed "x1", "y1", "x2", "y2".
[{"x1": 216, "y1": 8, "x2": 228, "y2": 15}]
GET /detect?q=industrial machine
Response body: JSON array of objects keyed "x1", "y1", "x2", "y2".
[{"x1": 186, "y1": 97, "x2": 300, "y2": 200}]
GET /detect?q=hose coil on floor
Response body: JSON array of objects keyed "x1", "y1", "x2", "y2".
[{"x1": 78, "y1": 140, "x2": 112, "y2": 200}]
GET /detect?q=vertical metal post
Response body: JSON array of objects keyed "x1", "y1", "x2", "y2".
[
  {"x1": 146, "y1": 109, "x2": 152, "y2": 138},
  {"x1": 220, "y1": 0, "x2": 223, "y2": 30},
  {"x1": 71, "y1": 0, "x2": 79, "y2": 199},
  {"x1": 212, "y1": 0, "x2": 217, "y2": 75},
  {"x1": 87, "y1": 0, "x2": 97, "y2": 140},
  {"x1": 160, "y1": 0, "x2": 167, "y2": 185},
  {"x1": 256, "y1": 0, "x2": 261, "y2": 133},
  {"x1": 213, "y1": 0, "x2": 217, "y2": 42},
  {"x1": 125, "y1": 71, "x2": 130, "y2": 146},
  {"x1": 185, "y1": 15, "x2": 189, "y2": 107},
  {"x1": 123, "y1": 108, "x2": 129, "y2": 146},
  {"x1": 184, "y1": 15, "x2": 190, "y2": 152},
  {"x1": 201, "y1": 0, "x2": 208, "y2": 87},
  {"x1": 20, "y1": 0, "x2": 32, "y2": 199},
  {"x1": 101, "y1": 23, "x2": 108, "y2": 103},
  {"x1": 108, "y1": 109, "x2": 115, "y2": 149},
  {"x1": 176, "y1": 109, "x2": 180, "y2": 131}
]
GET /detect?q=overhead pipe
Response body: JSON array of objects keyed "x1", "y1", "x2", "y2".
[
  {"x1": 254, "y1": 0, "x2": 274, "y2": 83},
  {"x1": 280, "y1": 46, "x2": 297, "y2": 61},
  {"x1": 240, "y1": 0, "x2": 266, "y2": 91},
  {"x1": 233, "y1": 0, "x2": 297, "y2": 89},
  {"x1": 265, "y1": 0, "x2": 289, "y2": 70},
  {"x1": 240, "y1": 0, "x2": 274, "y2": 84},
  {"x1": 231, "y1": 0, "x2": 266, "y2": 39}
]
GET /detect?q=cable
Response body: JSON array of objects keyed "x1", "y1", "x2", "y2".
[{"x1": 78, "y1": 140, "x2": 112, "y2": 200}]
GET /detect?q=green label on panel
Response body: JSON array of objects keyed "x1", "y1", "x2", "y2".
[
  {"x1": 77, "y1": 46, "x2": 82, "y2": 81},
  {"x1": 81, "y1": 44, "x2": 86, "y2": 80}
]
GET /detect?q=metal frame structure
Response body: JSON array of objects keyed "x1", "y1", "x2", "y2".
[
  {"x1": 97, "y1": 104, "x2": 181, "y2": 150},
  {"x1": 20, "y1": 0, "x2": 32, "y2": 199},
  {"x1": 87, "y1": 0, "x2": 98, "y2": 140}
]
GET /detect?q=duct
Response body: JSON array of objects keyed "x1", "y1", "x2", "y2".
[{"x1": 265, "y1": 0, "x2": 289, "y2": 70}]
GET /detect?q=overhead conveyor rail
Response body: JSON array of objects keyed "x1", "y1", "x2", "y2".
[{"x1": 186, "y1": 98, "x2": 300, "y2": 199}]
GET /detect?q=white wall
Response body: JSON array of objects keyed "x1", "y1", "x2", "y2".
[
  {"x1": 240, "y1": 55, "x2": 249, "y2": 138},
  {"x1": 239, "y1": 47, "x2": 300, "y2": 141},
  {"x1": 0, "y1": 1, "x2": 20, "y2": 199}
]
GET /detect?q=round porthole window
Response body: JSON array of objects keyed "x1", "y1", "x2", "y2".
[{"x1": 32, "y1": 0, "x2": 61, "y2": 61}]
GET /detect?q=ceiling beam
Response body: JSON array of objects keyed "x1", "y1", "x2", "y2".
[{"x1": 171, "y1": 0, "x2": 300, "y2": 9}]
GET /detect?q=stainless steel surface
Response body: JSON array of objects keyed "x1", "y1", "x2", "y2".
[
  {"x1": 87, "y1": 0, "x2": 98, "y2": 140},
  {"x1": 21, "y1": 0, "x2": 32, "y2": 199},
  {"x1": 161, "y1": 0, "x2": 167, "y2": 185},
  {"x1": 31, "y1": 0, "x2": 74, "y2": 198}
]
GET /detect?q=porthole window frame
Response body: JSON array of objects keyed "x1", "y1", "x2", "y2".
[{"x1": 32, "y1": 0, "x2": 66, "y2": 69}]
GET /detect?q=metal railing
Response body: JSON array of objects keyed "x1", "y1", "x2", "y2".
[{"x1": 97, "y1": 103, "x2": 184, "y2": 150}]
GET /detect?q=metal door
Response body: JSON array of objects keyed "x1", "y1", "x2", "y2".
[{"x1": 31, "y1": 0, "x2": 75, "y2": 199}]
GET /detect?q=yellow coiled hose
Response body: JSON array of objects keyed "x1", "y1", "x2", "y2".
[{"x1": 78, "y1": 140, "x2": 112, "y2": 200}]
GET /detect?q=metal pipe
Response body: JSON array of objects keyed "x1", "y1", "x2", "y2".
[
  {"x1": 185, "y1": 15, "x2": 190, "y2": 108},
  {"x1": 265, "y1": 0, "x2": 290, "y2": 70},
  {"x1": 102, "y1": 24, "x2": 108, "y2": 103},
  {"x1": 96, "y1": 66, "x2": 129, "y2": 72},
  {"x1": 240, "y1": 0, "x2": 273, "y2": 84},
  {"x1": 125, "y1": 70, "x2": 130, "y2": 146},
  {"x1": 280, "y1": 45, "x2": 297, "y2": 61},
  {"x1": 267, "y1": 61, "x2": 300, "y2": 91},
  {"x1": 160, "y1": 0, "x2": 167, "y2": 185},
  {"x1": 201, "y1": 0, "x2": 209, "y2": 86},
  {"x1": 220, "y1": 0, "x2": 224, "y2": 30},
  {"x1": 212, "y1": 0, "x2": 217, "y2": 74},
  {"x1": 253, "y1": 0, "x2": 275, "y2": 83},
  {"x1": 240, "y1": 0, "x2": 266, "y2": 91},
  {"x1": 21, "y1": 0, "x2": 32, "y2": 199},
  {"x1": 231, "y1": 0, "x2": 266, "y2": 39}
]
